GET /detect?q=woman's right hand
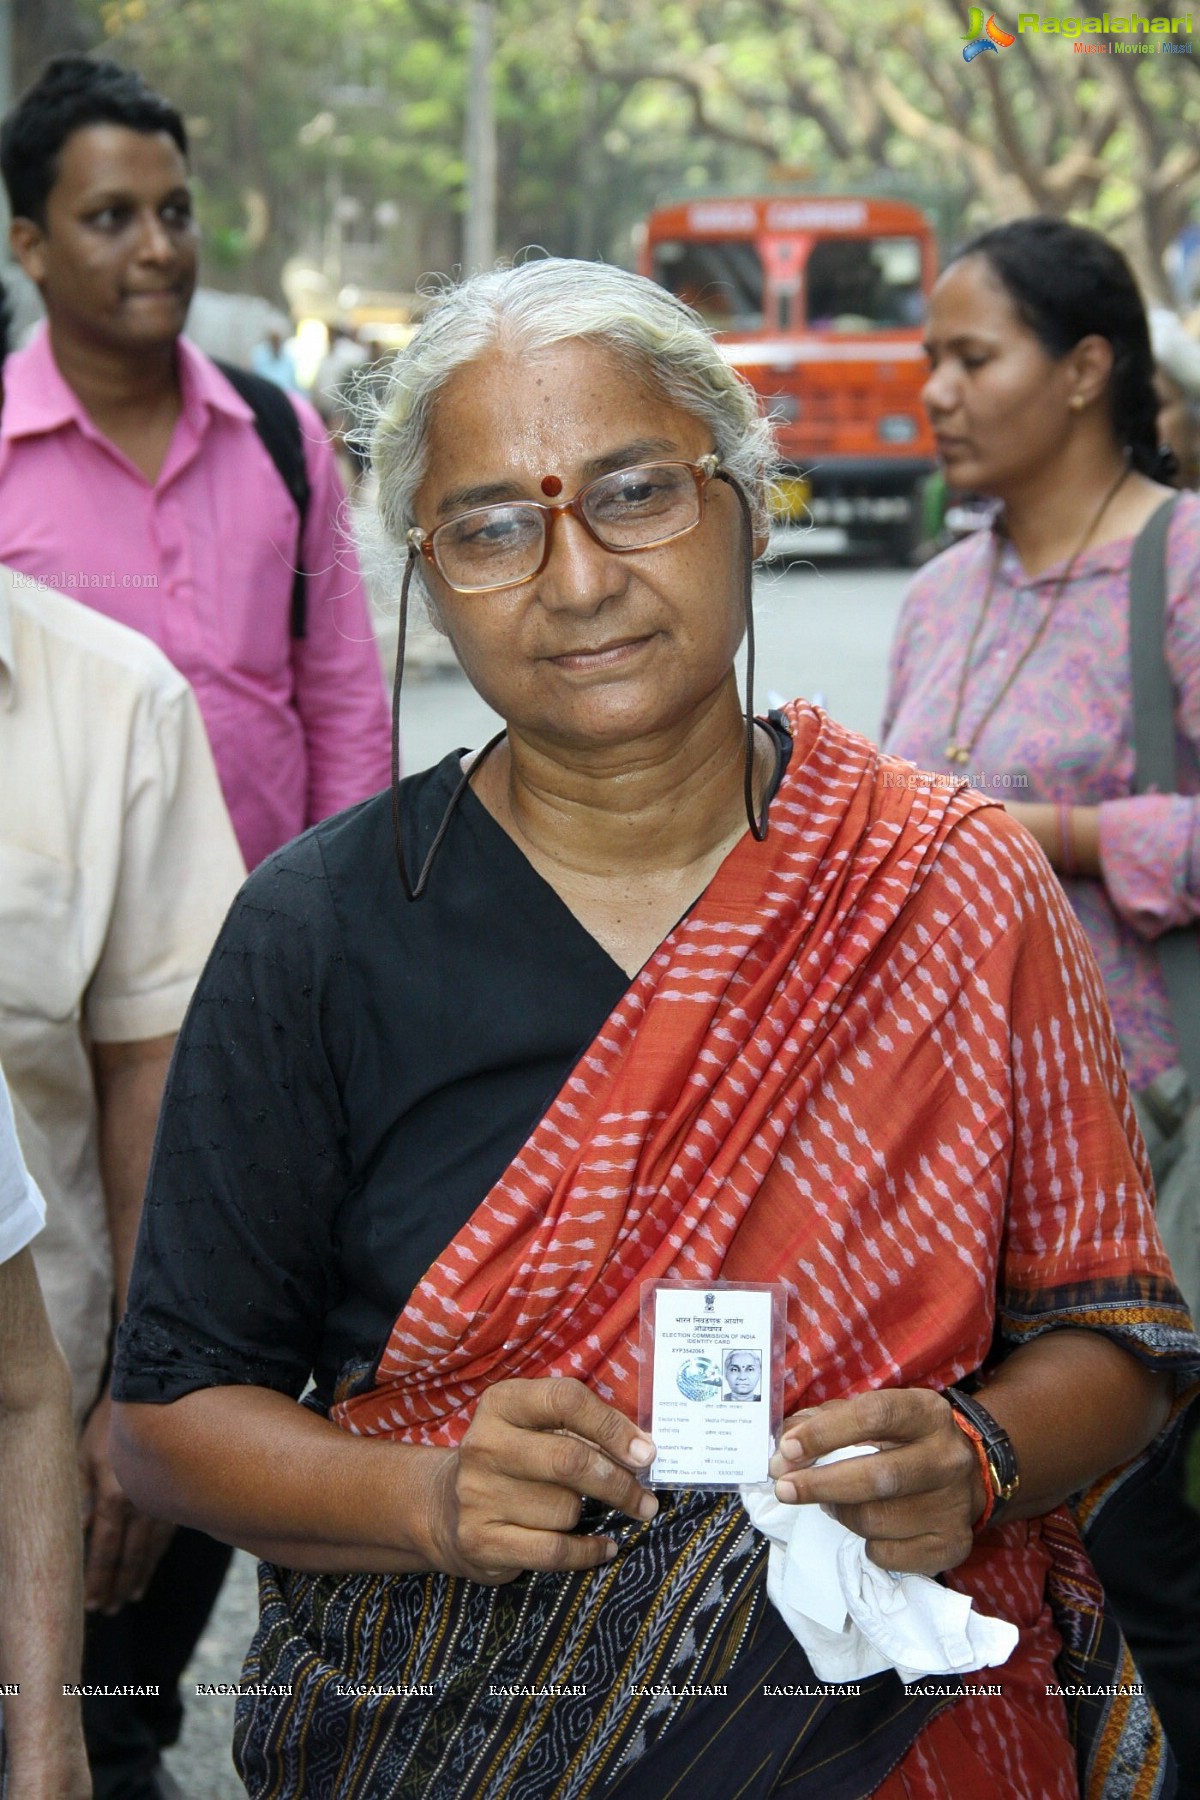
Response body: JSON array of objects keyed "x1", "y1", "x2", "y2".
[{"x1": 422, "y1": 1377, "x2": 658, "y2": 1584}]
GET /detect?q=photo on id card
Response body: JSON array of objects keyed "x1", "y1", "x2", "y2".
[{"x1": 638, "y1": 1280, "x2": 786, "y2": 1488}]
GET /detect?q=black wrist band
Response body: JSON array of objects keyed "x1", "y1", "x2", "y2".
[{"x1": 944, "y1": 1387, "x2": 1021, "y2": 1514}]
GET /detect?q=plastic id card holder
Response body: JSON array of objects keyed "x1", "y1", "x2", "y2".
[{"x1": 638, "y1": 1280, "x2": 787, "y2": 1489}]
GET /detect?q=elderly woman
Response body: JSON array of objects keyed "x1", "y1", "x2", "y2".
[{"x1": 112, "y1": 260, "x2": 1196, "y2": 1800}]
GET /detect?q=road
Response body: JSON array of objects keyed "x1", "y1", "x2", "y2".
[{"x1": 162, "y1": 555, "x2": 912, "y2": 1796}]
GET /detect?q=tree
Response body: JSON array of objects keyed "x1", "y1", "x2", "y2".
[
  {"x1": 46, "y1": 0, "x2": 1200, "y2": 301},
  {"x1": 79, "y1": 0, "x2": 466, "y2": 297},
  {"x1": 13, "y1": 0, "x2": 90, "y2": 90},
  {"x1": 67, "y1": 0, "x2": 754, "y2": 298},
  {"x1": 570, "y1": 0, "x2": 1200, "y2": 295}
]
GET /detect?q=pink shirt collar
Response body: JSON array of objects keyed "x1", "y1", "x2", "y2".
[{"x1": 1, "y1": 324, "x2": 253, "y2": 447}]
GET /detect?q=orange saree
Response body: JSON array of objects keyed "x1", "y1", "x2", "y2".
[
  {"x1": 250, "y1": 705, "x2": 1192, "y2": 1797},
  {"x1": 336, "y1": 705, "x2": 1184, "y2": 1444}
]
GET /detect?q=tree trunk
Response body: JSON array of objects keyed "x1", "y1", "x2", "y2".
[{"x1": 14, "y1": 0, "x2": 91, "y2": 91}]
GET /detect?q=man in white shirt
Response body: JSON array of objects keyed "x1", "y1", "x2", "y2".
[{"x1": 0, "y1": 555, "x2": 243, "y2": 1798}]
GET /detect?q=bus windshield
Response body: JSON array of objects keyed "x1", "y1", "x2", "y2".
[
  {"x1": 651, "y1": 239, "x2": 765, "y2": 330},
  {"x1": 804, "y1": 236, "x2": 924, "y2": 331}
]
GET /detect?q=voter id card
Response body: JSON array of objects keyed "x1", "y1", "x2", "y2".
[{"x1": 638, "y1": 1281, "x2": 786, "y2": 1489}]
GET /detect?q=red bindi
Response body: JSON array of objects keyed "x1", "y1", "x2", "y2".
[{"x1": 540, "y1": 474, "x2": 563, "y2": 497}]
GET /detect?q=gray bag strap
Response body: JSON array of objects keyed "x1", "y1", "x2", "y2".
[{"x1": 1128, "y1": 494, "x2": 1200, "y2": 1093}]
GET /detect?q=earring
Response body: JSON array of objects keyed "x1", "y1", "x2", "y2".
[{"x1": 1069, "y1": 395, "x2": 1085, "y2": 412}]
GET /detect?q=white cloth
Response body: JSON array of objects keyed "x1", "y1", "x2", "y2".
[
  {"x1": 0, "y1": 1061, "x2": 44, "y2": 1263},
  {"x1": 741, "y1": 1445, "x2": 1019, "y2": 1684}
]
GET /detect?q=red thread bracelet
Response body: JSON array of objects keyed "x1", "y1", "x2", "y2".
[{"x1": 948, "y1": 1407, "x2": 996, "y2": 1530}]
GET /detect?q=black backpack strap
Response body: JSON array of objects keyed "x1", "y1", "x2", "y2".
[
  {"x1": 1129, "y1": 496, "x2": 1180, "y2": 795},
  {"x1": 1128, "y1": 493, "x2": 1200, "y2": 1093},
  {"x1": 215, "y1": 359, "x2": 312, "y2": 638}
]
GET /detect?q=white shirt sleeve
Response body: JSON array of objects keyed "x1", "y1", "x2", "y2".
[
  {"x1": 85, "y1": 666, "x2": 245, "y2": 1044},
  {"x1": 0, "y1": 1062, "x2": 45, "y2": 1263}
]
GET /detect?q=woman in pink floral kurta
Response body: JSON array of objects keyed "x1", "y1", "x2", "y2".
[
  {"x1": 883, "y1": 498, "x2": 1200, "y2": 1094},
  {"x1": 881, "y1": 214, "x2": 1200, "y2": 1793}
]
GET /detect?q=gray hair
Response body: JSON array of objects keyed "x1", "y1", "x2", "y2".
[{"x1": 366, "y1": 257, "x2": 776, "y2": 595}]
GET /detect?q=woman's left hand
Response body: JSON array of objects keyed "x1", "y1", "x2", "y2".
[{"x1": 769, "y1": 1388, "x2": 986, "y2": 1576}]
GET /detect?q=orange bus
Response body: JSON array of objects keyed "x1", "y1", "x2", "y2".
[{"x1": 639, "y1": 195, "x2": 939, "y2": 560}]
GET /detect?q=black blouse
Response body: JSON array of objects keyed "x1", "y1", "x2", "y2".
[
  {"x1": 113, "y1": 754, "x2": 631, "y2": 1410},
  {"x1": 114, "y1": 722, "x2": 791, "y2": 1413}
]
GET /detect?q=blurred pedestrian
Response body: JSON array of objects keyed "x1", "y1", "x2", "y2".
[
  {"x1": 1149, "y1": 306, "x2": 1200, "y2": 490},
  {"x1": 312, "y1": 318, "x2": 366, "y2": 424},
  {"x1": 250, "y1": 324, "x2": 299, "y2": 392},
  {"x1": 312, "y1": 320, "x2": 370, "y2": 488},
  {"x1": 0, "y1": 1063, "x2": 91, "y2": 1800},
  {"x1": 0, "y1": 55, "x2": 392, "y2": 873},
  {"x1": 881, "y1": 214, "x2": 1200, "y2": 1787}
]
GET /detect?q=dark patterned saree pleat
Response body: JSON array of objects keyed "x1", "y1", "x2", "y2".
[{"x1": 233, "y1": 1492, "x2": 950, "y2": 1800}]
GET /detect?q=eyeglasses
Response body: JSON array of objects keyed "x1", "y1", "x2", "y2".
[{"x1": 407, "y1": 454, "x2": 722, "y2": 595}]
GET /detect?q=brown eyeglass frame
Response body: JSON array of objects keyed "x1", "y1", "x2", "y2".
[{"x1": 406, "y1": 453, "x2": 722, "y2": 595}]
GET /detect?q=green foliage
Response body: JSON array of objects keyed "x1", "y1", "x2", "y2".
[{"x1": 72, "y1": 0, "x2": 1200, "y2": 300}]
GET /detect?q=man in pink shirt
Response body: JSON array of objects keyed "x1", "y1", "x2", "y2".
[
  {"x1": 0, "y1": 53, "x2": 389, "y2": 1800},
  {"x1": 0, "y1": 54, "x2": 391, "y2": 874}
]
